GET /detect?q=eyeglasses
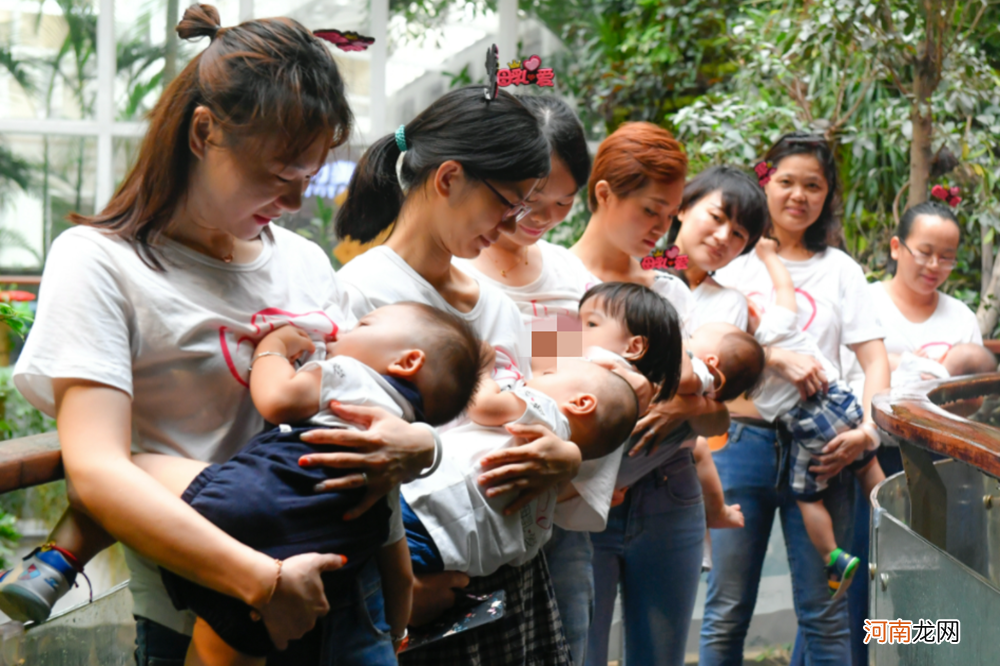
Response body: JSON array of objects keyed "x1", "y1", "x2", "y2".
[
  {"x1": 900, "y1": 240, "x2": 958, "y2": 270},
  {"x1": 480, "y1": 178, "x2": 532, "y2": 223}
]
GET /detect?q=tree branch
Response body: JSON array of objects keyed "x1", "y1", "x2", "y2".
[
  {"x1": 881, "y1": 57, "x2": 912, "y2": 98},
  {"x1": 830, "y1": 61, "x2": 874, "y2": 134}
]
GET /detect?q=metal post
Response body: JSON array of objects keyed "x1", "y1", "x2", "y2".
[
  {"x1": 498, "y1": 0, "x2": 518, "y2": 66},
  {"x1": 370, "y1": 0, "x2": 388, "y2": 141},
  {"x1": 94, "y1": 0, "x2": 115, "y2": 213}
]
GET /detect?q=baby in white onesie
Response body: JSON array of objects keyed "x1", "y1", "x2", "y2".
[{"x1": 401, "y1": 358, "x2": 639, "y2": 578}]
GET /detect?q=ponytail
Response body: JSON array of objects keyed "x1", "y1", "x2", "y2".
[{"x1": 337, "y1": 86, "x2": 551, "y2": 243}]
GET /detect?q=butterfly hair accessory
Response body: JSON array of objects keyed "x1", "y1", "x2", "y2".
[
  {"x1": 314, "y1": 29, "x2": 375, "y2": 52},
  {"x1": 931, "y1": 184, "x2": 962, "y2": 208},
  {"x1": 484, "y1": 44, "x2": 499, "y2": 102}
]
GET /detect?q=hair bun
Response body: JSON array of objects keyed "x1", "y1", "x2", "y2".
[{"x1": 176, "y1": 4, "x2": 222, "y2": 41}]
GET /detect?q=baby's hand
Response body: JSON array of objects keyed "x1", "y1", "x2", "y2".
[
  {"x1": 707, "y1": 503, "x2": 744, "y2": 529},
  {"x1": 261, "y1": 326, "x2": 316, "y2": 364},
  {"x1": 755, "y1": 237, "x2": 779, "y2": 260}
]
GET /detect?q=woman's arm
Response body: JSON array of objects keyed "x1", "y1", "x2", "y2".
[
  {"x1": 809, "y1": 338, "x2": 890, "y2": 481},
  {"x1": 55, "y1": 379, "x2": 341, "y2": 648},
  {"x1": 628, "y1": 394, "x2": 726, "y2": 455}
]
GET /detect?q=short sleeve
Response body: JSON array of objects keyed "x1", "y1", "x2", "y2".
[
  {"x1": 13, "y1": 230, "x2": 135, "y2": 416},
  {"x1": 653, "y1": 274, "x2": 696, "y2": 337},
  {"x1": 838, "y1": 257, "x2": 885, "y2": 347},
  {"x1": 695, "y1": 287, "x2": 748, "y2": 331},
  {"x1": 754, "y1": 307, "x2": 798, "y2": 346}
]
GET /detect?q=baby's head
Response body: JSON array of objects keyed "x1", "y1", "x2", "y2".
[
  {"x1": 578, "y1": 282, "x2": 683, "y2": 402},
  {"x1": 527, "y1": 358, "x2": 639, "y2": 459},
  {"x1": 941, "y1": 343, "x2": 998, "y2": 377},
  {"x1": 327, "y1": 302, "x2": 482, "y2": 425},
  {"x1": 686, "y1": 322, "x2": 766, "y2": 401}
]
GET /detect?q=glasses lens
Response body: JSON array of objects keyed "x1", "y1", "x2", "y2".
[{"x1": 514, "y1": 205, "x2": 531, "y2": 223}]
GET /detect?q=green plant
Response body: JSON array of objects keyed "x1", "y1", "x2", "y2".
[{"x1": 0, "y1": 300, "x2": 33, "y2": 339}]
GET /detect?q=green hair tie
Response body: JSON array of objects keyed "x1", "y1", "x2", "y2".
[{"x1": 395, "y1": 125, "x2": 408, "y2": 153}]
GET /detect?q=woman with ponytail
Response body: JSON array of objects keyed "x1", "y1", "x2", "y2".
[
  {"x1": 571, "y1": 122, "x2": 728, "y2": 666},
  {"x1": 13, "y1": 6, "x2": 434, "y2": 664},
  {"x1": 335, "y1": 87, "x2": 581, "y2": 665}
]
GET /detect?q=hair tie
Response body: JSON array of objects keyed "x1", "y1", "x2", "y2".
[{"x1": 395, "y1": 125, "x2": 408, "y2": 153}]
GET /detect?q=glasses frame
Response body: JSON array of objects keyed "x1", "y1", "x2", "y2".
[
  {"x1": 479, "y1": 178, "x2": 532, "y2": 223},
  {"x1": 899, "y1": 240, "x2": 958, "y2": 270}
]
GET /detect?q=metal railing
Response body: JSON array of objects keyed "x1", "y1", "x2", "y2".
[{"x1": 870, "y1": 373, "x2": 1000, "y2": 664}]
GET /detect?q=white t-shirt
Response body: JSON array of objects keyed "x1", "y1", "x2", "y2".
[
  {"x1": 401, "y1": 385, "x2": 571, "y2": 577},
  {"x1": 300, "y1": 354, "x2": 421, "y2": 545},
  {"x1": 455, "y1": 240, "x2": 599, "y2": 325},
  {"x1": 715, "y1": 248, "x2": 884, "y2": 409},
  {"x1": 842, "y1": 281, "x2": 983, "y2": 395},
  {"x1": 752, "y1": 306, "x2": 841, "y2": 422},
  {"x1": 691, "y1": 279, "x2": 748, "y2": 331},
  {"x1": 13, "y1": 224, "x2": 355, "y2": 635},
  {"x1": 650, "y1": 272, "x2": 696, "y2": 338},
  {"x1": 338, "y1": 246, "x2": 530, "y2": 388}
]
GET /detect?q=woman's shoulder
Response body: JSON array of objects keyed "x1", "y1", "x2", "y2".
[{"x1": 936, "y1": 289, "x2": 979, "y2": 322}]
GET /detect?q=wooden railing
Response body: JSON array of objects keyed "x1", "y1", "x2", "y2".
[
  {"x1": 872, "y1": 372, "x2": 1000, "y2": 479},
  {"x1": 0, "y1": 432, "x2": 62, "y2": 493}
]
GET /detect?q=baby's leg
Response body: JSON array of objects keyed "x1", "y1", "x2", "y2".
[
  {"x1": 185, "y1": 617, "x2": 264, "y2": 666},
  {"x1": 797, "y1": 499, "x2": 838, "y2": 562},
  {"x1": 133, "y1": 453, "x2": 211, "y2": 497},
  {"x1": 853, "y1": 457, "x2": 886, "y2": 504}
]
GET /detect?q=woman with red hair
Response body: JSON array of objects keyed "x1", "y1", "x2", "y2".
[{"x1": 571, "y1": 123, "x2": 729, "y2": 666}]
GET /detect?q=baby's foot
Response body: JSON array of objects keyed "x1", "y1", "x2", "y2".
[
  {"x1": 825, "y1": 547, "x2": 859, "y2": 600},
  {"x1": 0, "y1": 544, "x2": 81, "y2": 623}
]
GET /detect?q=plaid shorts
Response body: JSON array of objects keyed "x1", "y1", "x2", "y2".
[
  {"x1": 399, "y1": 553, "x2": 572, "y2": 666},
  {"x1": 779, "y1": 382, "x2": 874, "y2": 501}
]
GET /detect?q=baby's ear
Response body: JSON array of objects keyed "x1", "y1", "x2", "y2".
[
  {"x1": 565, "y1": 392, "x2": 598, "y2": 416},
  {"x1": 388, "y1": 349, "x2": 426, "y2": 377},
  {"x1": 622, "y1": 335, "x2": 648, "y2": 362}
]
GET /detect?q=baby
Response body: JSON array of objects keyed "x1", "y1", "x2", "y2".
[
  {"x1": 750, "y1": 238, "x2": 885, "y2": 599},
  {"x1": 0, "y1": 302, "x2": 482, "y2": 664},
  {"x1": 402, "y1": 357, "x2": 639, "y2": 578},
  {"x1": 894, "y1": 342, "x2": 998, "y2": 387},
  {"x1": 576, "y1": 282, "x2": 747, "y2": 530}
]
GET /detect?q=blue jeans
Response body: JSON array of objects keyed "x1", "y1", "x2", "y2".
[
  {"x1": 699, "y1": 422, "x2": 855, "y2": 666},
  {"x1": 134, "y1": 560, "x2": 394, "y2": 666},
  {"x1": 586, "y1": 450, "x2": 705, "y2": 666},
  {"x1": 544, "y1": 526, "x2": 594, "y2": 666}
]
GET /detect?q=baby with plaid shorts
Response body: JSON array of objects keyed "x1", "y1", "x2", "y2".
[{"x1": 746, "y1": 238, "x2": 885, "y2": 599}]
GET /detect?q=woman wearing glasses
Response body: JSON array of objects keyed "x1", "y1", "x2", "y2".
[
  {"x1": 335, "y1": 86, "x2": 582, "y2": 665},
  {"x1": 842, "y1": 200, "x2": 984, "y2": 665},
  {"x1": 700, "y1": 132, "x2": 890, "y2": 666}
]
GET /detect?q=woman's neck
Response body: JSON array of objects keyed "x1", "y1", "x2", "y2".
[
  {"x1": 885, "y1": 274, "x2": 939, "y2": 311},
  {"x1": 166, "y1": 203, "x2": 260, "y2": 264},
  {"x1": 385, "y1": 205, "x2": 454, "y2": 291},
  {"x1": 572, "y1": 214, "x2": 636, "y2": 282},
  {"x1": 675, "y1": 238, "x2": 710, "y2": 289},
  {"x1": 772, "y1": 225, "x2": 812, "y2": 260}
]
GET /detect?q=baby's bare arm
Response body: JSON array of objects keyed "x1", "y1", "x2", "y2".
[
  {"x1": 756, "y1": 238, "x2": 797, "y2": 313},
  {"x1": 250, "y1": 327, "x2": 322, "y2": 425},
  {"x1": 377, "y1": 538, "x2": 414, "y2": 642},
  {"x1": 468, "y1": 376, "x2": 526, "y2": 427}
]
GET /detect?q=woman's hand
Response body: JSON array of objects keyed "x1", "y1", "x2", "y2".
[
  {"x1": 630, "y1": 394, "x2": 715, "y2": 456},
  {"x1": 409, "y1": 571, "x2": 471, "y2": 626},
  {"x1": 477, "y1": 423, "x2": 582, "y2": 515},
  {"x1": 259, "y1": 552, "x2": 346, "y2": 649},
  {"x1": 808, "y1": 427, "x2": 870, "y2": 482},
  {"x1": 299, "y1": 403, "x2": 435, "y2": 520},
  {"x1": 768, "y1": 347, "x2": 828, "y2": 400}
]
